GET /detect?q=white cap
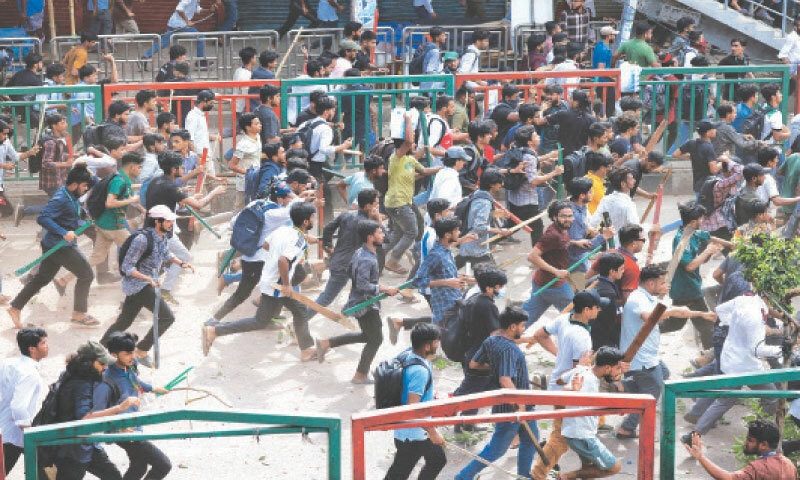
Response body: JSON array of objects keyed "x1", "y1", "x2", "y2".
[
  {"x1": 148, "y1": 204, "x2": 177, "y2": 221},
  {"x1": 600, "y1": 26, "x2": 620, "y2": 35}
]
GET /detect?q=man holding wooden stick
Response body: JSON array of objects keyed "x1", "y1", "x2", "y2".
[{"x1": 615, "y1": 264, "x2": 715, "y2": 439}]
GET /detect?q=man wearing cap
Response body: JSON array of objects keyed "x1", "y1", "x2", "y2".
[
  {"x1": 615, "y1": 264, "x2": 716, "y2": 438},
  {"x1": 593, "y1": 26, "x2": 618, "y2": 118},
  {"x1": 100, "y1": 205, "x2": 194, "y2": 366},
  {"x1": 611, "y1": 22, "x2": 660, "y2": 68},
  {"x1": 531, "y1": 290, "x2": 607, "y2": 480},
  {"x1": 330, "y1": 40, "x2": 360, "y2": 78},
  {"x1": 673, "y1": 120, "x2": 726, "y2": 196},
  {"x1": 442, "y1": 51, "x2": 460, "y2": 75},
  {"x1": 430, "y1": 147, "x2": 469, "y2": 207},
  {"x1": 53, "y1": 340, "x2": 139, "y2": 478}
]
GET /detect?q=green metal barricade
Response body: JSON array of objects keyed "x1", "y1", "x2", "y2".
[
  {"x1": 23, "y1": 408, "x2": 342, "y2": 479},
  {"x1": 280, "y1": 74, "x2": 455, "y2": 168},
  {"x1": 0, "y1": 84, "x2": 103, "y2": 181},
  {"x1": 638, "y1": 65, "x2": 791, "y2": 154},
  {"x1": 660, "y1": 367, "x2": 800, "y2": 479}
]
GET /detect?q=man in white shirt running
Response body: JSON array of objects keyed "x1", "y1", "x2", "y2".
[
  {"x1": 142, "y1": 0, "x2": 217, "y2": 69},
  {"x1": 0, "y1": 327, "x2": 48, "y2": 474}
]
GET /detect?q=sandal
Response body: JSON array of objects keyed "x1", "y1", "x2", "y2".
[
  {"x1": 70, "y1": 315, "x2": 100, "y2": 327},
  {"x1": 384, "y1": 263, "x2": 409, "y2": 275},
  {"x1": 615, "y1": 429, "x2": 638, "y2": 439}
]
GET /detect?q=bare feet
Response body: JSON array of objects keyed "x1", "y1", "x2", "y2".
[
  {"x1": 300, "y1": 346, "x2": 318, "y2": 362},
  {"x1": 0, "y1": 294, "x2": 10, "y2": 305},
  {"x1": 7, "y1": 307, "x2": 22, "y2": 329}
]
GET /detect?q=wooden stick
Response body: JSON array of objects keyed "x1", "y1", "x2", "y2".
[
  {"x1": 497, "y1": 253, "x2": 526, "y2": 270},
  {"x1": 69, "y1": 0, "x2": 75, "y2": 36},
  {"x1": 622, "y1": 303, "x2": 667, "y2": 363},
  {"x1": 444, "y1": 442, "x2": 528, "y2": 479},
  {"x1": 644, "y1": 119, "x2": 668, "y2": 155},
  {"x1": 492, "y1": 199, "x2": 532, "y2": 233},
  {"x1": 33, "y1": 101, "x2": 49, "y2": 146},
  {"x1": 276, "y1": 27, "x2": 304, "y2": 77},
  {"x1": 167, "y1": 387, "x2": 232, "y2": 408},
  {"x1": 556, "y1": 143, "x2": 564, "y2": 200},
  {"x1": 640, "y1": 167, "x2": 672, "y2": 224},
  {"x1": 47, "y1": 0, "x2": 56, "y2": 41},
  {"x1": 665, "y1": 225, "x2": 696, "y2": 285},
  {"x1": 270, "y1": 283, "x2": 356, "y2": 329},
  {"x1": 520, "y1": 415, "x2": 549, "y2": 466},
  {"x1": 481, "y1": 209, "x2": 548, "y2": 245},
  {"x1": 645, "y1": 186, "x2": 663, "y2": 265}
]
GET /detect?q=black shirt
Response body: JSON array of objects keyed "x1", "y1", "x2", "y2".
[
  {"x1": 680, "y1": 138, "x2": 717, "y2": 192},
  {"x1": 547, "y1": 108, "x2": 597, "y2": 156},
  {"x1": 353, "y1": 50, "x2": 371, "y2": 71},
  {"x1": 145, "y1": 175, "x2": 188, "y2": 212},
  {"x1": 463, "y1": 294, "x2": 501, "y2": 367},
  {"x1": 341, "y1": 84, "x2": 373, "y2": 144},
  {"x1": 623, "y1": 158, "x2": 643, "y2": 199},
  {"x1": 294, "y1": 107, "x2": 316, "y2": 128},
  {"x1": 6, "y1": 69, "x2": 42, "y2": 101},
  {"x1": 490, "y1": 102, "x2": 517, "y2": 150},
  {"x1": 589, "y1": 276, "x2": 622, "y2": 350}
]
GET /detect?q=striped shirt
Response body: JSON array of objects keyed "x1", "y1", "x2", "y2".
[
  {"x1": 472, "y1": 335, "x2": 530, "y2": 413},
  {"x1": 414, "y1": 241, "x2": 460, "y2": 324}
]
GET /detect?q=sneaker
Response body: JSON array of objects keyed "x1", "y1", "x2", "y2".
[
  {"x1": 13, "y1": 204, "x2": 25, "y2": 227},
  {"x1": 161, "y1": 290, "x2": 179, "y2": 305},
  {"x1": 684, "y1": 412, "x2": 700, "y2": 424}
]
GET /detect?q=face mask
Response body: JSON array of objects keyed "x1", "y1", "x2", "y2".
[
  {"x1": 496, "y1": 287, "x2": 507, "y2": 299},
  {"x1": 506, "y1": 99, "x2": 520, "y2": 109}
]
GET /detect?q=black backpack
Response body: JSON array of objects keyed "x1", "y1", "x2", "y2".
[
  {"x1": 499, "y1": 146, "x2": 527, "y2": 191},
  {"x1": 697, "y1": 175, "x2": 722, "y2": 214},
  {"x1": 82, "y1": 124, "x2": 106, "y2": 149},
  {"x1": 28, "y1": 133, "x2": 55, "y2": 174},
  {"x1": 454, "y1": 192, "x2": 478, "y2": 230},
  {"x1": 373, "y1": 350, "x2": 432, "y2": 409},
  {"x1": 117, "y1": 229, "x2": 155, "y2": 277},
  {"x1": 409, "y1": 43, "x2": 436, "y2": 76},
  {"x1": 681, "y1": 83, "x2": 707, "y2": 122},
  {"x1": 368, "y1": 139, "x2": 395, "y2": 195},
  {"x1": 297, "y1": 118, "x2": 326, "y2": 158},
  {"x1": 85, "y1": 172, "x2": 123, "y2": 219},
  {"x1": 440, "y1": 294, "x2": 477, "y2": 362},
  {"x1": 740, "y1": 105, "x2": 777, "y2": 141}
]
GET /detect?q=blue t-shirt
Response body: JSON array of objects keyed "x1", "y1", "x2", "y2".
[
  {"x1": 344, "y1": 171, "x2": 374, "y2": 206},
  {"x1": 592, "y1": 41, "x2": 613, "y2": 70},
  {"x1": 317, "y1": 0, "x2": 338, "y2": 21},
  {"x1": 732, "y1": 103, "x2": 753, "y2": 132},
  {"x1": 394, "y1": 352, "x2": 434, "y2": 441},
  {"x1": 18, "y1": 0, "x2": 43, "y2": 15}
]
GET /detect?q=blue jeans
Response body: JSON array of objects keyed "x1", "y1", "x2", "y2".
[
  {"x1": 522, "y1": 280, "x2": 574, "y2": 328},
  {"x1": 144, "y1": 27, "x2": 206, "y2": 59},
  {"x1": 619, "y1": 363, "x2": 665, "y2": 432},
  {"x1": 219, "y1": 0, "x2": 238, "y2": 31},
  {"x1": 386, "y1": 204, "x2": 418, "y2": 263},
  {"x1": 455, "y1": 419, "x2": 538, "y2": 480},
  {"x1": 223, "y1": 272, "x2": 242, "y2": 285},
  {"x1": 314, "y1": 269, "x2": 350, "y2": 307}
]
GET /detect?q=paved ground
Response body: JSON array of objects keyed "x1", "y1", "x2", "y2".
[{"x1": 0, "y1": 191, "x2": 786, "y2": 479}]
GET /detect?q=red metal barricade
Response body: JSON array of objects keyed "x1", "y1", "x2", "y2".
[
  {"x1": 352, "y1": 389, "x2": 656, "y2": 479},
  {"x1": 455, "y1": 70, "x2": 622, "y2": 119},
  {"x1": 102, "y1": 79, "x2": 281, "y2": 150}
]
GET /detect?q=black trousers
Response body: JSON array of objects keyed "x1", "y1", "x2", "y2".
[
  {"x1": 328, "y1": 309, "x2": 383, "y2": 374},
  {"x1": 215, "y1": 293, "x2": 315, "y2": 350},
  {"x1": 3, "y1": 443, "x2": 23, "y2": 474},
  {"x1": 12, "y1": 246, "x2": 94, "y2": 313},
  {"x1": 508, "y1": 202, "x2": 544, "y2": 246},
  {"x1": 214, "y1": 260, "x2": 263, "y2": 320},
  {"x1": 384, "y1": 438, "x2": 447, "y2": 480},
  {"x1": 308, "y1": 161, "x2": 334, "y2": 224},
  {"x1": 117, "y1": 440, "x2": 171, "y2": 480},
  {"x1": 277, "y1": 1, "x2": 320, "y2": 37},
  {"x1": 101, "y1": 285, "x2": 176, "y2": 352},
  {"x1": 55, "y1": 449, "x2": 121, "y2": 480}
]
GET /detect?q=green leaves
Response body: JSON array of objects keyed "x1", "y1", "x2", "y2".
[{"x1": 734, "y1": 234, "x2": 800, "y2": 313}]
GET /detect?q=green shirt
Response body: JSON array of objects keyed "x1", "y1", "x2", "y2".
[
  {"x1": 385, "y1": 153, "x2": 423, "y2": 208},
  {"x1": 95, "y1": 170, "x2": 132, "y2": 230},
  {"x1": 450, "y1": 102, "x2": 469, "y2": 143},
  {"x1": 617, "y1": 39, "x2": 657, "y2": 68},
  {"x1": 779, "y1": 153, "x2": 800, "y2": 215},
  {"x1": 669, "y1": 227, "x2": 711, "y2": 303}
]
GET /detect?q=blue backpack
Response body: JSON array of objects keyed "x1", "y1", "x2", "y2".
[
  {"x1": 231, "y1": 200, "x2": 280, "y2": 257},
  {"x1": 244, "y1": 161, "x2": 282, "y2": 204}
]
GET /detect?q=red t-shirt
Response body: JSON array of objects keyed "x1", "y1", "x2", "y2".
[
  {"x1": 590, "y1": 247, "x2": 639, "y2": 297},
  {"x1": 731, "y1": 454, "x2": 796, "y2": 480},
  {"x1": 533, "y1": 224, "x2": 570, "y2": 288}
]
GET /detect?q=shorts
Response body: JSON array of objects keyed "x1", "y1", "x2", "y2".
[{"x1": 565, "y1": 437, "x2": 617, "y2": 471}]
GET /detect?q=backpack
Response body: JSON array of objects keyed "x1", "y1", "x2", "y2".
[
  {"x1": 454, "y1": 192, "x2": 477, "y2": 230},
  {"x1": 82, "y1": 124, "x2": 106, "y2": 149},
  {"x1": 697, "y1": 175, "x2": 721, "y2": 214},
  {"x1": 117, "y1": 229, "x2": 155, "y2": 277},
  {"x1": 409, "y1": 43, "x2": 436, "y2": 76},
  {"x1": 563, "y1": 147, "x2": 589, "y2": 186},
  {"x1": 368, "y1": 139, "x2": 395, "y2": 195},
  {"x1": 297, "y1": 118, "x2": 326, "y2": 158},
  {"x1": 740, "y1": 105, "x2": 777, "y2": 140},
  {"x1": 681, "y1": 83, "x2": 707, "y2": 122},
  {"x1": 499, "y1": 146, "x2": 527, "y2": 191},
  {"x1": 244, "y1": 162, "x2": 281, "y2": 205},
  {"x1": 230, "y1": 200, "x2": 280, "y2": 257},
  {"x1": 733, "y1": 190, "x2": 760, "y2": 227},
  {"x1": 440, "y1": 294, "x2": 477, "y2": 362},
  {"x1": 415, "y1": 116, "x2": 448, "y2": 149},
  {"x1": 641, "y1": 74, "x2": 667, "y2": 115},
  {"x1": 373, "y1": 350, "x2": 432, "y2": 409},
  {"x1": 85, "y1": 172, "x2": 122, "y2": 219},
  {"x1": 28, "y1": 133, "x2": 54, "y2": 174}
]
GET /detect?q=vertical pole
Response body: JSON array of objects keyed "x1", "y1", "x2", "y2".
[
  {"x1": 351, "y1": 420, "x2": 366, "y2": 480},
  {"x1": 660, "y1": 386, "x2": 677, "y2": 480},
  {"x1": 92, "y1": 85, "x2": 103, "y2": 123},
  {"x1": 0, "y1": 433, "x2": 5, "y2": 480},
  {"x1": 328, "y1": 419, "x2": 342, "y2": 480},
  {"x1": 69, "y1": 0, "x2": 75, "y2": 36},
  {"x1": 556, "y1": 144, "x2": 564, "y2": 200},
  {"x1": 47, "y1": 0, "x2": 56, "y2": 41},
  {"x1": 638, "y1": 398, "x2": 657, "y2": 479}
]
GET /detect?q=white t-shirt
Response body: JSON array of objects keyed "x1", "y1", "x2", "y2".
[
  {"x1": 0, "y1": 140, "x2": 20, "y2": 189},
  {"x1": 233, "y1": 133, "x2": 262, "y2": 191},
  {"x1": 543, "y1": 315, "x2": 589, "y2": 391},
  {"x1": 718, "y1": 295, "x2": 780, "y2": 375},
  {"x1": 185, "y1": 107, "x2": 211, "y2": 158},
  {"x1": 258, "y1": 225, "x2": 307, "y2": 297},
  {"x1": 233, "y1": 66, "x2": 252, "y2": 115},
  {"x1": 168, "y1": 0, "x2": 201, "y2": 29},
  {"x1": 757, "y1": 174, "x2": 780, "y2": 217},
  {"x1": 429, "y1": 167, "x2": 462, "y2": 207},
  {"x1": 763, "y1": 108, "x2": 784, "y2": 141},
  {"x1": 561, "y1": 365, "x2": 601, "y2": 439}
]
